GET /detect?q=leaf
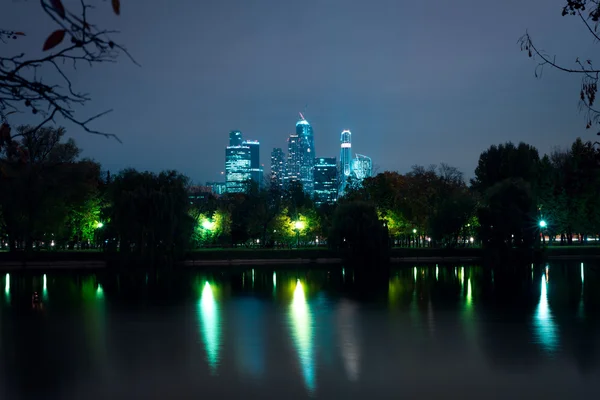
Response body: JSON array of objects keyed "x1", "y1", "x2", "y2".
[
  {"x1": 50, "y1": 0, "x2": 66, "y2": 19},
  {"x1": 111, "y1": 0, "x2": 121, "y2": 15},
  {"x1": 42, "y1": 29, "x2": 66, "y2": 51}
]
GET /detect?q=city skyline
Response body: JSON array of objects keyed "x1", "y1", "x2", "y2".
[
  {"x1": 2, "y1": 0, "x2": 592, "y2": 185},
  {"x1": 218, "y1": 114, "x2": 372, "y2": 198}
]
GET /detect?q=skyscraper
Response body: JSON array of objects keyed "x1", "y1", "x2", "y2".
[
  {"x1": 285, "y1": 133, "x2": 301, "y2": 187},
  {"x1": 225, "y1": 145, "x2": 251, "y2": 193},
  {"x1": 314, "y1": 157, "x2": 338, "y2": 206},
  {"x1": 243, "y1": 140, "x2": 263, "y2": 188},
  {"x1": 339, "y1": 129, "x2": 352, "y2": 195},
  {"x1": 229, "y1": 130, "x2": 243, "y2": 147},
  {"x1": 295, "y1": 114, "x2": 316, "y2": 194},
  {"x1": 352, "y1": 154, "x2": 373, "y2": 181},
  {"x1": 270, "y1": 147, "x2": 285, "y2": 190}
]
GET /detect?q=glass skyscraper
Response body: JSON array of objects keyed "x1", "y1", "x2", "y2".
[
  {"x1": 314, "y1": 157, "x2": 338, "y2": 206},
  {"x1": 285, "y1": 133, "x2": 301, "y2": 187},
  {"x1": 270, "y1": 147, "x2": 285, "y2": 190},
  {"x1": 339, "y1": 129, "x2": 352, "y2": 196},
  {"x1": 225, "y1": 130, "x2": 252, "y2": 193},
  {"x1": 352, "y1": 154, "x2": 373, "y2": 181},
  {"x1": 243, "y1": 140, "x2": 263, "y2": 188},
  {"x1": 295, "y1": 115, "x2": 315, "y2": 194}
]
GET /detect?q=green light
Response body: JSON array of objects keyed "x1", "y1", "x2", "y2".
[
  {"x1": 4, "y1": 273, "x2": 9, "y2": 295},
  {"x1": 96, "y1": 284, "x2": 104, "y2": 299},
  {"x1": 294, "y1": 220, "x2": 305, "y2": 230},
  {"x1": 202, "y1": 219, "x2": 215, "y2": 230},
  {"x1": 43, "y1": 274, "x2": 48, "y2": 300},
  {"x1": 539, "y1": 220, "x2": 547, "y2": 228},
  {"x1": 412, "y1": 228, "x2": 417, "y2": 234},
  {"x1": 413, "y1": 267, "x2": 417, "y2": 282},
  {"x1": 436, "y1": 265, "x2": 438, "y2": 280},
  {"x1": 273, "y1": 272, "x2": 276, "y2": 287},
  {"x1": 198, "y1": 282, "x2": 220, "y2": 374},
  {"x1": 95, "y1": 221, "x2": 104, "y2": 229},
  {"x1": 289, "y1": 280, "x2": 315, "y2": 393}
]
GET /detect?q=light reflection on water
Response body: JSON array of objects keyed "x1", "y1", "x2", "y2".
[
  {"x1": 336, "y1": 299, "x2": 360, "y2": 382},
  {"x1": 198, "y1": 282, "x2": 221, "y2": 375},
  {"x1": 289, "y1": 280, "x2": 315, "y2": 394},
  {"x1": 534, "y1": 273, "x2": 559, "y2": 353},
  {"x1": 0, "y1": 263, "x2": 598, "y2": 399}
]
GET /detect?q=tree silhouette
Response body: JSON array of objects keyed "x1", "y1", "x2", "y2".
[
  {"x1": 0, "y1": 0, "x2": 134, "y2": 155},
  {"x1": 520, "y1": 0, "x2": 600, "y2": 137}
]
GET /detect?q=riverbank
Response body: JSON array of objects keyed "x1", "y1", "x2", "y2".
[{"x1": 1, "y1": 246, "x2": 599, "y2": 269}]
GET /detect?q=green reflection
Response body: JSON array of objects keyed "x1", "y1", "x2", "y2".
[
  {"x1": 581, "y1": 262, "x2": 584, "y2": 284},
  {"x1": 42, "y1": 274, "x2": 48, "y2": 301},
  {"x1": 198, "y1": 282, "x2": 221, "y2": 374},
  {"x1": 96, "y1": 284, "x2": 104, "y2": 299},
  {"x1": 4, "y1": 273, "x2": 9, "y2": 300},
  {"x1": 466, "y1": 278, "x2": 472, "y2": 308},
  {"x1": 534, "y1": 274, "x2": 558, "y2": 353},
  {"x1": 289, "y1": 280, "x2": 315, "y2": 393},
  {"x1": 413, "y1": 267, "x2": 417, "y2": 282},
  {"x1": 435, "y1": 265, "x2": 438, "y2": 281}
]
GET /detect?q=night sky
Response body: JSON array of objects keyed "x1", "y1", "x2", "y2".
[{"x1": 3, "y1": 0, "x2": 597, "y2": 183}]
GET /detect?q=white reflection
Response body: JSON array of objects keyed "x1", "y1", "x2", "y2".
[
  {"x1": 581, "y1": 262, "x2": 584, "y2": 284},
  {"x1": 534, "y1": 275, "x2": 558, "y2": 353},
  {"x1": 337, "y1": 300, "x2": 360, "y2": 381},
  {"x1": 413, "y1": 267, "x2": 417, "y2": 282},
  {"x1": 435, "y1": 265, "x2": 438, "y2": 281},
  {"x1": 198, "y1": 282, "x2": 221, "y2": 374},
  {"x1": 289, "y1": 280, "x2": 315, "y2": 393},
  {"x1": 4, "y1": 273, "x2": 9, "y2": 296}
]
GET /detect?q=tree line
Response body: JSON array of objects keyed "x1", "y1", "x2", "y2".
[{"x1": 1, "y1": 126, "x2": 600, "y2": 263}]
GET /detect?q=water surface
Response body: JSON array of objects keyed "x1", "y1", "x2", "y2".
[{"x1": 0, "y1": 262, "x2": 599, "y2": 399}]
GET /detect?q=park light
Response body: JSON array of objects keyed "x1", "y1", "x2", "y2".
[
  {"x1": 539, "y1": 220, "x2": 547, "y2": 228},
  {"x1": 95, "y1": 221, "x2": 104, "y2": 229},
  {"x1": 202, "y1": 219, "x2": 215, "y2": 230},
  {"x1": 412, "y1": 228, "x2": 417, "y2": 234},
  {"x1": 294, "y1": 220, "x2": 305, "y2": 231}
]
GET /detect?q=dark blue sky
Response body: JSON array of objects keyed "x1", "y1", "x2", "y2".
[{"x1": 4, "y1": 0, "x2": 597, "y2": 183}]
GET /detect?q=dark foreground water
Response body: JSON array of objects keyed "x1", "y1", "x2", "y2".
[{"x1": 0, "y1": 262, "x2": 599, "y2": 399}]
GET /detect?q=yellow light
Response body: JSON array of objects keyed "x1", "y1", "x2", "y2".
[{"x1": 294, "y1": 220, "x2": 305, "y2": 230}]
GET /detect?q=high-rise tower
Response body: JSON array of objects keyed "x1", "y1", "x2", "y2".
[
  {"x1": 270, "y1": 147, "x2": 285, "y2": 190},
  {"x1": 295, "y1": 113, "x2": 315, "y2": 194},
  {"x1": 243, "y1": 140, "x2": 263, "y2": 188},
  {"x1": 314, "y1": 157, "x2": 338, "y2": 206},
  {"x1": 339, "y1": 129, "x2": 352, "y2": 195},
  {"x1": 285, "y1": 133, "x2": 301, "y2": 187}
]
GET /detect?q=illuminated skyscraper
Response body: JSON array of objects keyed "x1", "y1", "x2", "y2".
[
  {"x1": 295, "y1": 114, "x2": 316, "y2": 194},
  {"x1": 229, "y1": 130, "x2": 243, "y2": 147},
  {"x1": 270, "y1": 147, "x2": 286, "y2": 190},
  {"x1": 339, "y1": 130, "x2": 352, "y2": 195},
  {"x1": 225, "y1": 145, "x2": 251, "y2": 193},
  {"x1": 351, "y1": 154, "x2": 373, "y2": 181},
  {"x1": 314, "y1": 157, "x2": 338, "y2": 206},
  {"x1": 243, "y1": 140, "x2": 263, "y2": 188},
  {"x1": 285, "y1": 133, "x2": 301, "y2": 187}
]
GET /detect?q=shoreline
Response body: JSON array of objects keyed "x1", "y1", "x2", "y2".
[{"x1": 0, "y1": 249, "x2": 598, "y2": 270}]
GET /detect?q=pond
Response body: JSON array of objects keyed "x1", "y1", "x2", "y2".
[{"x1": 0, "y1": 261, "x2": 599, "y2": 399}]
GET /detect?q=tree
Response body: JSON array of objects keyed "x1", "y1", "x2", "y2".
[
  {"x1": 329, "y1": 201, "x2": 389, "y2": 263},
  {"x1": 520, "y1": 0, "x2": 600, "y2": 134},
  {"x1": 472, "y1": 142, "x2": 540, "y2": 193},
  {"x1": 0, "y1": 0, "x2": 133, "y2": 153},
  {"x1": 106, "y1": 169, "x2": 194, "y2": 263},
  {"x1": 0, "y1": 125, "x2": 100, "y2": 252}
]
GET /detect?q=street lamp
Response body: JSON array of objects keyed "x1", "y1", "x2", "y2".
[
  {"x1": 294, "y1": 220, "x2": 305, "y2": 248},
  {"x1": 202, "y1": 219, "x2": 215, "y2": 230},
  {"x1": 539, "y1": 220, "x2": 547, "y2": 245},
  {"x1": 412, "y1": 228, "x2": 417, "y2": 248},
  {"x1": 95, "y1": 221, "x2": 104, "y2": 229}
]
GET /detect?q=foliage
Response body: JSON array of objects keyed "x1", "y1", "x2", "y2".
[
  {"x1": 0, "y1": 0, "x2": 133, "y2": 145},
  {"x1": 520, "y1": 0, "x2": 600, "y2": 133},
  {"x1": 105, "y1": 169, "x2": 194, "y2": 262},
  {"x1": 328, "y1": 201, "x2": 390, "y2": 262},
  {"x1": 0, "y1": 125, "x2": 100, "y2": 251}
]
